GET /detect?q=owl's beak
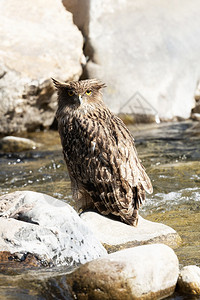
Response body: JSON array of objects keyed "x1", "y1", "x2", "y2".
[{"x1": 78, "y1": 94, "x2": 82, "y2": 104}]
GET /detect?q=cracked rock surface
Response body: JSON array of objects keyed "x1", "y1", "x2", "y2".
[{"x1": 0, "y1": 191, "x2": 107, "y2": 267}]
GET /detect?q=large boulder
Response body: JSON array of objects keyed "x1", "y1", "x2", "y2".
[
  {"x1": 64, "y1": 0, "x2": 200, "y2": 120},
  {"x1": 67, "y1": 244, "x2": 179, "y2": 299},
  {"x1": 0, "y1": 0, "x2": 85, "y2": 134},
  {"x1": 81, "y1": 211, "x2": 181, "y2": 252},
  {"x1": 62, "y1": 0, "x2": 89, "y2": 36},
  {"x1": 0, "y1": 191, "x2": 107, "y2": 267}
]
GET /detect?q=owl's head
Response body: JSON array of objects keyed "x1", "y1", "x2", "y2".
[{"x1": 52, "y1": 78, "x2": 106, "y2": 113}]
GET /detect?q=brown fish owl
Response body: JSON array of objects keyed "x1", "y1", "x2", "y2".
[{"x1": 52, "y1": 78, "x2": 153, "y2": 226}]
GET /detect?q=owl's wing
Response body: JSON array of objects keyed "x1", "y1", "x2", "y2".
[
  {"x1": 112, "y1": 115, "x2": 153, "y2": 194},
  {"x1": 75, "y1": 112, "x2": 153, "y2": 225}
]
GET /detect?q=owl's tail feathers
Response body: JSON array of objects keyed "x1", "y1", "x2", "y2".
[
  {"x1": 136, "y1": 182, "x2": 146, "y2": 205},
  {"x1": 122, "y1": 176, "x2": 152, "y2": 226},
  {"x1": 120, "y1": 209, "x2": 139, "y2": 227},
  {"x1": 139, "y1": 170, "x2": 153, "y2": 195}
]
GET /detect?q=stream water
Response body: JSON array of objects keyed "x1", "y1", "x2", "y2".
[{"x1": 0, "y1": 120, "x2": 199, "y2": 299}]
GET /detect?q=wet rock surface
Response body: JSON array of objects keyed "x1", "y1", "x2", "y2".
[
  {"x1": 0, "y1": 191, "x2": 107, "y2": 267},
  {"x1": 80, "y1": 211, "x2": 181, "y2": 252},
  {"x1": 0, "y1": 251, "x2": 42, "y2": 274},
  {"x1": 0, "y1": 0, "x2": 84, "y2": 134},
  {"x1": 177, "y1": 265, "x2": 200, "y2": 295},
  {"x1": 67, "y1": 244, "x2": 179, "y2": 300},
  {"x1": 0, "y1": 136, "x2": 38, "y2": 152}
]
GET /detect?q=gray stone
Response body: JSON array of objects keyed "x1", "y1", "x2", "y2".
[
  {"x1": 80, "y1": 211, "x2": 181, "y2": 252},
  {"x1": 0, "y1": 191, "x2": 107, "y2": 267},
  {"x1": 74, "y1": 0, "x2": 200, "y2": 120},
  {"x1": 0, "y1": 0, "x2": 85, "y2": 134},
  {"x1": 0, "y1": 136, "x2": 38, "y2": 152},
  {"x1": 178, "y1": 265, "x2": 200, "y2": 295},
  {"x1": 67, "y1": 244, "x2": 179, "y2": 300}
]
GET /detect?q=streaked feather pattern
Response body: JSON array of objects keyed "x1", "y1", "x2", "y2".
[{"x1": 53, "y1": 78, "x2": 153, "y2": 226}]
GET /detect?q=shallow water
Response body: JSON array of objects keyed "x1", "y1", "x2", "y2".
[{"x1": 0, "y1": 120, "x2": 200, "y2": 299}]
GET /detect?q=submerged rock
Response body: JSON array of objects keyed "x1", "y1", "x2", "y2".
[
  {"x1": 67, "y1": 244, "x2": 179, "y2": 300},
  {"x1": 0, "y1": 251, "x2": 42, "y2": 273},
  {"x1": 178, "y1": 265, "x2": 200, "y2": 295},
  {"x1": 80, "y1": 211, "x2": 181, "y2": 252},
  {"x1": 0, "y1": 136, "x2": 38, "y2": 152},
  {"x1": 0, "y1": 191, "x2": 107, "y2": 267}
]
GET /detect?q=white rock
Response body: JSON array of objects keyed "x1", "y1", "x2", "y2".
[
  {"x1": 0, "y1": 136, "x2": 38, "y2": 152},
  {"x1": 0, "y1": 191, "x2": 107, "y2": 266},
  {"x1": 178, "y1": 265, "x2": 200, "y2": 295},
  {"x1": 194, "y1": 80, "x2": 200, "y2": 101},
  {"x1": 0, "y1": 0, "x2": 84, "y2": 80},
  {"x1": 76, "y1": 0, "x2": 200, "y2": 120},
  {"x1": 62, "y1": 0, "x2": 89, "y2": 36},
  {"x1": 67, "y1": 244, "x2": 179, "y2": 299},
  {"x1": 80, "y1": 211, "x2": 181, "y2": 251},
  {"x1": 191, "y1": 113, "x2": 200, "y2": 121},
  {"x1": 0, "y1": 0, "x2": 85, "y2": 134}
]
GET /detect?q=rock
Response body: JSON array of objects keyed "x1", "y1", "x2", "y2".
[
  {"x1": 191, "y1": 80, "x2": 200, "y2": 120},
  {"x1": 67, "y1": 244, "x2": 179, "y2": 300},
  {"x1": 192, "y1": 104, "x2": 200, "y2": 114},
  {"x1": 69, "y1": 0, "x2": 200, "y2": 120},
  {"x1": 177, "y1": 265, "x2": 200, "y2": 295},
  {"x1": 80, "y1": 211, "x2": 181, "y2": 252},
  {"x1": 118, "y1": 112, "x2": 159, "y2": 125},
  {"x1": 0, "y1": 251, "x2": 41, "y2": 273},
  {"x1": 194, "y1": 80, "x2": 200, "y2": 101},
  {"x1": 0, "y1": 136, "x2": 38, "y2": 152},
  {"x1": 0, "y1": 0, "x2": 85, "y2": 134},
  {"x1": 62, "y1": 0, "x2": 89, "y2": 36},
  {"x1": 191, "y1": 113, "x2": 200, "y2": 121},
  {"x1": 0, "y1": 191, "x2": 107, "y2": 267}
]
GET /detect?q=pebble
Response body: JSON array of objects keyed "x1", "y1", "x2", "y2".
[
  {"x1": 0, "y1": 136, "x2": 38, "y2": 152},
  {"x1": 178, "y1": 265, "x2": 200, "y2": 295}
]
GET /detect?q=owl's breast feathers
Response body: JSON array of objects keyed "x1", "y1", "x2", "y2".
[{"x1": 58, "y1": 106, "x2": 153, "y2": 226}]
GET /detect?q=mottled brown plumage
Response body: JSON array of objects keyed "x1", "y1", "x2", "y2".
[{"x1": 52, "y1": 78, "x2": 153, "y2": 226}]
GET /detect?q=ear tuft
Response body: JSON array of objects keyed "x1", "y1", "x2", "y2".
[
  {"x1": 52, "y1": 78, "x2": 61, "y2": 89},
  {"x1": 52, "y1": 78, "x2": 68, "y2": 90},
  {"x1": 88, "y1": 79, "x2": 107, "y2": 91},
  {"x1": 97, "y1": 82, "x2": 107, "y2": 90}
]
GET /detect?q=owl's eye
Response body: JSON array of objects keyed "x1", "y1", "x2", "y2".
[
  {"x1": 85, "y1": 90, "x2": 92, "y2": 96},
  {"x1": 68, "y1": 90, "x2": 74, "y2": 96}
]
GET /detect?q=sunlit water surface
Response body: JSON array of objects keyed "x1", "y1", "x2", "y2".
[{"x1": 0, "y1": 120, "x2": 199, "y2": 299}]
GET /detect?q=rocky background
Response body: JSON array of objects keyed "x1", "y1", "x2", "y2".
[
  {"x1": 1, "y1": 2, "x2": 200, "y2": 298},
  {"x1": 0, "y1": 0, "x2": 200, "y2": 135}
]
